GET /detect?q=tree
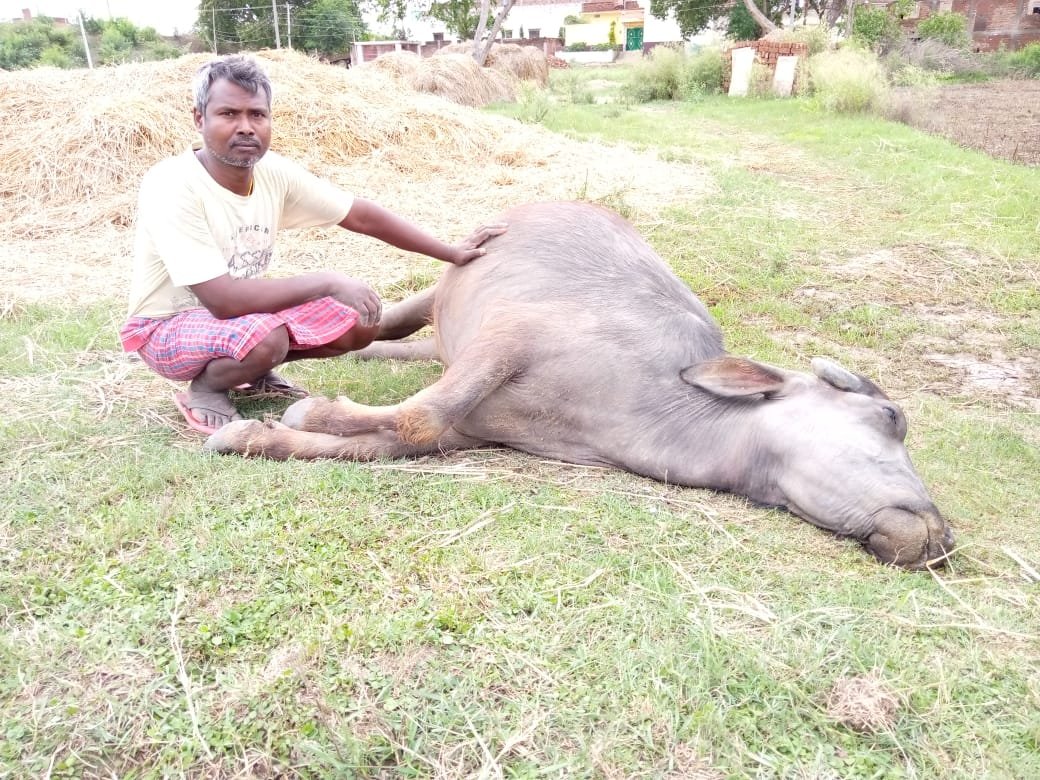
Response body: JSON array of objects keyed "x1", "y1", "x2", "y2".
[
  {"x1": 364, "y1": 0, "x2": 515, "y2": 65},
  {"x1": 649, "y1": 0, "x2": 774, "y2": 37},
  {"x1": 296, "y1": 0, "x2": 365, "y2": 52},
  {"x1": 428, "y1": 0, "x2": 481, "y2": 39},
  {"x1": 0, "y1": 17, "x2": 82, "y2": 69},
  {"x1": 196, "y1": 0, "x2": 365, "y2": 54},
  {"x1": 470, "y1": 0, "x2": 515, "y2": 65}
]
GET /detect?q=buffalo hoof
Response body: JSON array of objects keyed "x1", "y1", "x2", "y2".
[
  {"x1": 203, "y1": 418, "x2": 268, "y2": 455},
  {"x1": 865, "y1": 507, "x2": 955, "y2": 570},
  {"x1": 281, "y1": 397, "x2": 319, "y2": 430}
]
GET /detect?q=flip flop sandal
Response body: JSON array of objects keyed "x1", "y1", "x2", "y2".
[
  {"x1": 172, "y1": 392, "x2": 223, "y2": 436},
  {"x1": 232, "y1": 374, "x2": 310, "y2": 399}
]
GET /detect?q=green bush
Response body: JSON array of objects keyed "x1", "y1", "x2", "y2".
[
  {"x1": 852, "y1": 6, "x2": 900, "y2": 52},
  {"x1": 564, "y1": 42, "x2": 589, "y2": 52},
  {"x1": 1005, "y1": 42, "x2": 1040, "y2": 76},
  {"x1": 98, "y1": 28, "x2": 133, "y2": 64},
  {"x1": 917, "y1": 11, "x2": 971, "y2": 49},
  {"x1": 623, "y1": 45, "x2": 685, "y2": 102},
  {"x1": 680, "y1": 47, "x2": 724, "y2": 97},
  {"x1": 37, "y1": 43, "x2": 75, "y2": 68},
  {"x1": 810, "y1": 47, "x2": 890, "y2": 114},
  {"x1": 776, "y1": 25, "x2": 831, "y2": 56}
]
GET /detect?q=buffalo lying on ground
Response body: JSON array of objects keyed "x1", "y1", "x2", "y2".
[{"x1": 207, "y1": 202, "x2": 955, "y2": 569}]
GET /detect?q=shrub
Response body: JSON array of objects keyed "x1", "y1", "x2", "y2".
[
  {"x1": 623, "y1": 45, "x2": 685, "y2": 101},
  {"x1": 852, "y1": 6, "x2": 900, "y2": 52},
  {"x1": 779, "y1": 25, "x2": 831, "y2": 56},
  {"x1": 564, "y1": 42, "x2": 589, "y2": 52},
  {"x1": 37, "y1": 43, "x2": 73, "y2": 68},
  {"x1": 917, "y1": 12, "x2": 971, "y2": 49},
  {"x1": 810, "y1": 47, "x2": 890, "y2": 114},
  {"x1": 747, "y1": 60, "x2": 775, "y2": 98},
  {"x1": 1005, "y1": 42, "x2": 1040, "y2": 77},
  {"x1": 885, "y1": 37, "x2": 989, "y2": 78},
  {"x1": 680, "y1": 47, "x2": 724, "y2": 97},
  {"x1": 888, "y1": 62, "x2": 940, "y2": 86},
  {"x1": 515, "y1": 81, "x2": 551, "y2": 123}
]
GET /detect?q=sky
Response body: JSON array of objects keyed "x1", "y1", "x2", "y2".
[{"x1": 1, "y1": 0, "x2": 202, "y2": 35}]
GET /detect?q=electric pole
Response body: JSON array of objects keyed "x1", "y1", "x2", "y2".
[
  {"x1": 78, "y1": 11, "x2": 93, "y2": 69},
  {"x1": 272, "y1": 0, "x2": 281, "y2": 48}
]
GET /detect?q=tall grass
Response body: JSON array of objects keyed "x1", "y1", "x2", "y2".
[{"x1": 810, "y1": 46, "x2": 891, "y2": 113}]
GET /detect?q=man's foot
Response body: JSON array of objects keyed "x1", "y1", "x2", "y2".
[
  {"x1": 233, "y1": 371, "x2": 309, "y2": 399},
  {"x1": 173, "y1": 390, "x2": 242, "y2": 435}
]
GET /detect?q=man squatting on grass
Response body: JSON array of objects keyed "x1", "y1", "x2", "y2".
[{"x1": 120, "y1": 54, "x2": 505, "y2": 435}]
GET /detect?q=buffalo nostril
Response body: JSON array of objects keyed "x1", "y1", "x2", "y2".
[{"x1": 866, "y1": 507, "x2": 954, "y2": 570}]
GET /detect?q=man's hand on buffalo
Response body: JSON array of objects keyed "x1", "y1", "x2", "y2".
[
  {"x1": 448, "y1": 222, "x2": 509, "y2": 266},
  {"x1": 324, "y1": 272, "x2": 382, "y2": 327}
]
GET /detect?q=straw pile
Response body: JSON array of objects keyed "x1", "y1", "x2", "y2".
[
  {"x1": 436, "y1": 42, "x2": 549, "y2": 85},
  {"x1": 364, "y1": 50, "x2": 517, "y2": 106},
  {"x1": 0, "y1": 48, "x2": 710, "y2": 305}
]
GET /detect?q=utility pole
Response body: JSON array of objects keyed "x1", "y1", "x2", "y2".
[
  {"x1": 271, "y1": 0, "x2": 281, "y2": 48},
  {"x1": 286, "y1": 5, "x2": 292, "y2": 49},
  {"x1": 77, "y1": 10, "x2": 93, "y2": 69},
  {"x1": 212, "y1": 6, "x2": 217, "y2": 53}
]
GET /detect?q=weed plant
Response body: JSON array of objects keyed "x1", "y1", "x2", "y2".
[
  {"x1": 681, "y1": 47, "x2": 725, "y2": 97},
  {"x1": 810, "y1": 46, "x2": 891, "y2": 113}
]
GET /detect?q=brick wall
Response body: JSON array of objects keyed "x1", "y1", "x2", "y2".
[
  {"x1": 905, "y1": 0, "x2": 1040, "y2": 50},
  {"x1": 722, "y1": 40, "x2": 810, "y2": 94}
]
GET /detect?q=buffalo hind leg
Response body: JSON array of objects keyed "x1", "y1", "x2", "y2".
[
  {"x1": 204, "y1": 418, "x2": 487, "y2": 461},
  {"x1": 352, "y1": 337, "x2": 439, "y2": 362},
  {"x1": 375, "y1": 285, "x2": 436, "y2": 341}
]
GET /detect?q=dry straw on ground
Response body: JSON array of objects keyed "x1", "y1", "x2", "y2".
[
  {"x1": 0, "y1": 49, "x2": 710, "y2": 305},
  {"x1": 825, "y1": 671, "x2": 899, "y2": 733}
]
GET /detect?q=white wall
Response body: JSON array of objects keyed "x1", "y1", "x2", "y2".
[{"x1": 503, "y1": 3, "x2": 583, "y2": 39}]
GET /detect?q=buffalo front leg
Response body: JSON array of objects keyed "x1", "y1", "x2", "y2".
[
  {"x1": 284, "y1": 323, "x2": 529, "y2": 446},
  {"x1": 204, "y1": 419, "x2": 487, "y2": 461},
  {"x1": 395, "y1": 326, "x2": 530, "y2": 445}
]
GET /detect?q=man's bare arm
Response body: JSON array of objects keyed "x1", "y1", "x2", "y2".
[
  {"x1": 190, "y1": 271, "x2": 382, "y2": 325},
  {"x1": 341, "y1": 198, "x2": 506, "y2": 266}
]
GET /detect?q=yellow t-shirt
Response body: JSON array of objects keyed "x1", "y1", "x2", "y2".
[{"x1": 126, "y1": 148, "x2": 354, "y2": 319}]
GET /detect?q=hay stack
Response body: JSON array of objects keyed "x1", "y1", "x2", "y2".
[
  {"x1": 362, "y1": 49, "x2": 519, "y2": 105},
  {"x1": 436, "y1": 42, "x2": 549, "y2": 86},
  {"x1": 364, "y1": 50, "x2": 424, "y2": 81},
  {"x1": 409, "y1": 53, "x2": 517, "y2": 107}
]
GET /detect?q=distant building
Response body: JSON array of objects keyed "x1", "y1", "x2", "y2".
[{"x1": 9, "y1": 7, "x2": 72, "y2": 26}]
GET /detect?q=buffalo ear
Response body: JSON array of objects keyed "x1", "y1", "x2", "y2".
[{"x1": 681, "y1": 356, "x2": 787, "y2": 398}]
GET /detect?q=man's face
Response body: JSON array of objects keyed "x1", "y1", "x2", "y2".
[{"x1": 193, "y1": 78, "x2": 271, "y2": 168}]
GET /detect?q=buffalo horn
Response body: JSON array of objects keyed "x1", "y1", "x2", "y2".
[{"x1": 811, "y1": 357, "x2": 863, "y2": 393}]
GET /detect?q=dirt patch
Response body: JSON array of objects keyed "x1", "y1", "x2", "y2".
[{"x1": 893, "y1": 79, "x2": 1040, "y2": 167}]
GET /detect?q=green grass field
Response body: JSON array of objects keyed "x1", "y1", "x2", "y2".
[{"x1": 2, "y1": 67, "x2": 1039, "y2": 777}]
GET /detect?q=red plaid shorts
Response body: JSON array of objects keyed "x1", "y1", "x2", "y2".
[{"x1": 120, "y1": 297, "x2": 360, "y2": 382}]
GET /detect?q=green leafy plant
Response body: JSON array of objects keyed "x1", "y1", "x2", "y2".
[
  {"x1": 917, "y1": 11, "x2": 971, "y2": 49},
  {"x1": 623, "y1": 44, "x2": 686, "y2": 101},
  {"x1": 681, "y1": 46, "x2": 724, "y2": 96},
  {"x1": 1005, "y1": 41, "x2": 1040, "y2": 76},
  {"x1": 852, "y1": 6, "x2": 900, "y2": 52}
]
